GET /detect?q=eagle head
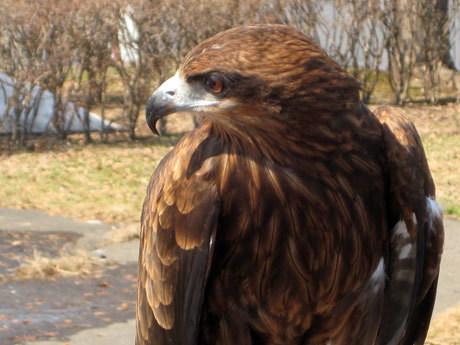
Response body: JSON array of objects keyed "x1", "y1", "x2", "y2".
[{"x1": 146, "y1": 24, "x2": 360, "y2": 135}]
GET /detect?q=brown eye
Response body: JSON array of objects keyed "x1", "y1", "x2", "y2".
[{"x1": 204, "y1": 75, "x2": 224, "y2": 93}]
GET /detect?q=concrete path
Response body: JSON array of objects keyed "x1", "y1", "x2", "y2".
[
  {"x1": 0, "y1": 208, "x2": 138, "y2": 345},
  {"x1": 27, "y1": 320, "x2": 136, "y2": 345},
  {"x1": 433, "y1": 218, "x2": 460, "y2": 314},
  {"x1": 0, "y1": 208, "x2": 457, "y2": 345}
]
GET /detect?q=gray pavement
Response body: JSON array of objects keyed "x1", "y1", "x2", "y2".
[
  {"x1": 24, "y1": 320, "x2": 136, "y2": 345},
  {"x1": 433, "y1": 217, "x2": 460, "y2": 314},
  {"x1": 0, "y1": 208, "x2": 138, "y2": 345},
  {"x1": 0, "y1": 208, "x2": 457, "y2": 345},
  {"x1": 0, "y1": 208, "x2": 115, "y2": 250}
]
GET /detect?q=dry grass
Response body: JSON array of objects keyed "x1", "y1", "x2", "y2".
[
  {"x1": 0, "y1": 138, "x2": 174, "y2": 224},
  {"x1": 104, "y1": 223, "x2": 140, "y2": 245},
  {"x1": 1, "y1": 248, "x2": 105, "y2": 281},
  {"x1": 426, "y1": 303, "x2": 460, "y2": 344}
]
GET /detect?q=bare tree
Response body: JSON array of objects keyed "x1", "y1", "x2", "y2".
[
  {"x1": 416, "y1": 0, "x2": 444, "y2": 103},
  {"x1": 109, "y1": 0, "x2": 159, "y2": 140},
  {"x1": 0, "y1": 0, "x2": 76, "y2": 148},
  {"x1": 436, "y1": 0, "x2": 456, "y2": 69},
  {"x1": 416, "y1": 0, "x2": 460, "y2": 103},
  {"x1": 37, "y1": 1, "x2": 79, "y2": 139},
  {"x1": 382, "y1": 0, "x2": 419, "y2": 105},
  {"x1": 67, "y1": 0, "x2": 114, "y2": 142},
  {"x1": 342, "y1": 0, "x2": 386, "y2": 103}
]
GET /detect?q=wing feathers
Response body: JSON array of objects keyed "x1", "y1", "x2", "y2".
[
  {"x1": 152, "y1": 303, "x2": 174, "y2": 330},
  {"x1": 155, "y1": 227, "x2": 177, "y2": 265},
  {"x1": 136, "y1": 143, "x2": 220, "y2": 345},
  {"x1": 145, "y1": 278, "x2": 160, "y2": 308}
]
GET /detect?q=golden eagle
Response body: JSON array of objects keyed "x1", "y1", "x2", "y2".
[{"x1": 136, "y1": 24, "x2": 444, "y2": 345}]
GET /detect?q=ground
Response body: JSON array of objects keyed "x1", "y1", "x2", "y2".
[{"x1": 0, "y1": 209, "x2": 138, "y2": 345}]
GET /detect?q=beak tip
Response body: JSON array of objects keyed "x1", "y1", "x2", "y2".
[
  {"x1": 151, "y1": 122, "x2": 160, "y2": 136},
  {"x1": 146, "y1": 112, "x2": 160, "y2": 136}
]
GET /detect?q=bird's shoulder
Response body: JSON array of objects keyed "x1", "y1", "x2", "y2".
[{"x1": 372, "y1": 105, "x2": 435, "y2": 230}]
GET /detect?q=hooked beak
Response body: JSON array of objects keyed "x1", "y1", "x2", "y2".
[{"x1": 146, "y1": 73, "x2": 218, "y2": 135}]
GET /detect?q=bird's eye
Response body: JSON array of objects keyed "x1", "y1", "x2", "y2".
[{"x1": 204, "y1": 75, "x2": 224, "y2": 94}]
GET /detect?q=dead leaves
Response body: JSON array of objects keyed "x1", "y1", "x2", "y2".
[
  {"x1": 98, "y1": 281, "x2": 110, "y2": 287},
  {"x1": 116, "y1": 302, "x2": 129, "y2": 311}
]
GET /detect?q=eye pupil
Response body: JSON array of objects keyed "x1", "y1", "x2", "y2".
[{"x1": 205, "y1": 75, "x2": 223, "y2": 93}]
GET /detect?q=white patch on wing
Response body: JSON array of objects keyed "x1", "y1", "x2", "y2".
[
  {"x1": 370, "y1": 257, "x2": 385, "y2": 294},
  {"x1": 398, "y1": 243, "x2": 412, "y2": 259},
  {"x1": 370, "y1": 257, "x2": 385, "y2": 284},
  {"x1": 426, "y1": 197, "x2": 442, "y2": 232},
  {"x1": 392, "y1": 220, "x2": 410, "y2": 239},
  {"x1": 392, "y1": 215, "x2": 416, "y2": 262}
]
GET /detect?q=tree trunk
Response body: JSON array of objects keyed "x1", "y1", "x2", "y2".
[{"x1": 436, "y1": 0, "x2": 456, "y2": 69}]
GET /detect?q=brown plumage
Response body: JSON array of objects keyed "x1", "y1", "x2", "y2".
[{"x1": 136, "y1": 24, "x2": 443, "y2": 345}]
